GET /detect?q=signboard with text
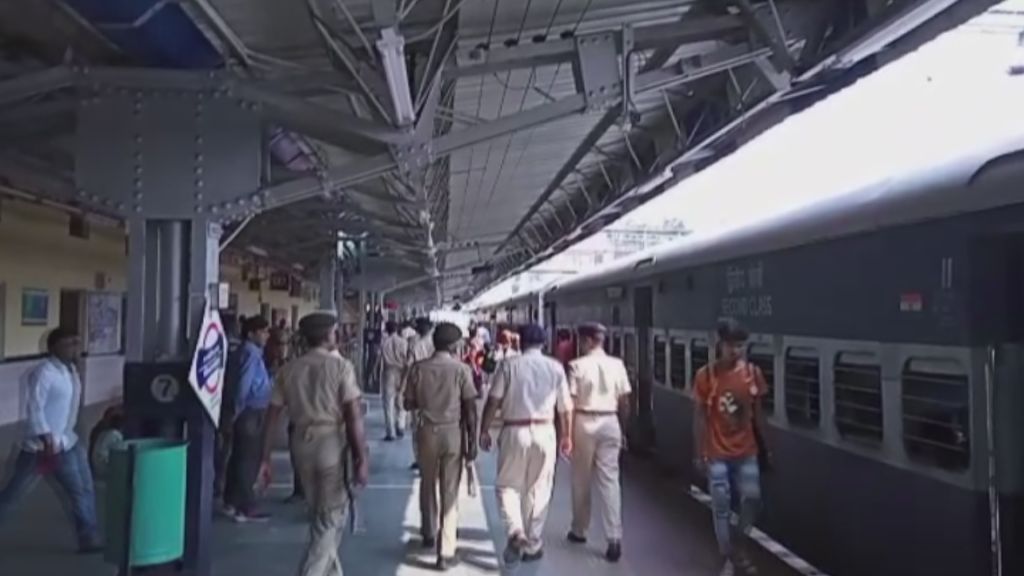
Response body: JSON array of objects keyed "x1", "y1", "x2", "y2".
[{"x1": 188, "y1": 306, "x2": 227, "y2": 427}]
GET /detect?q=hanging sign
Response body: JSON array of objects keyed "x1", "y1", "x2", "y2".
[{"x1": 188, "y1": 306, "x2": 227, "y2": 427}]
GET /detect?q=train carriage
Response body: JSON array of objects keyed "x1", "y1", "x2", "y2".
[{"x1": 475, "y1": 136, "x2": 1024, "y2": 576}]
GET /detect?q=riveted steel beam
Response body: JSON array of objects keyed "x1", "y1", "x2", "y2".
[{"x1": 447, "y1": 16, "x2": 745, "y2": 79}]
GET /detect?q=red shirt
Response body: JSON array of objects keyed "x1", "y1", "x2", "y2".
[{"x1": 694, "y1": 360, "x2": 767, "y2": 460}]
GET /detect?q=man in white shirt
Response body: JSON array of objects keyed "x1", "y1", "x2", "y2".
[
  {"x1": 480, "y1": 323, "x2": 573, "y2": 567},
  {"x1": 0, "y1": 327, "x2": 102, "y2": 553}
]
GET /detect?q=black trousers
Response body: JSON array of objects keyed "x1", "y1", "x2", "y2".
[
  {"x1": 225, "y1": 408, "x2": 266, "y2": 513},
  {"x1": 287, "y1": 422, "x2": 304, "y2": 497}
]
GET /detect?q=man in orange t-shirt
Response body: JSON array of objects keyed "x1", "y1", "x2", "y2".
[{"x1": 693, "y1": 318, "x2": 772, "y2": 576}]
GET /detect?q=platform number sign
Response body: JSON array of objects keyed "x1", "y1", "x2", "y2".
[
  {"x1": 188, "y1": 306, "x2": 227, "y2": 427},
  {"x1": 150, "y1": 374, "x2": 181, "y2": 404}
]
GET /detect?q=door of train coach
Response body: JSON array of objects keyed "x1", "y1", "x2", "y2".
[
  {"x1": 633, "y1": 286, "x2": 654, "y2": 450},
  {"x1": 992, "y1": 235, "x2": 1024, "y2": 576},
  {"x1": 544, "y1": 302, "x2": 557, "y2": 348}
]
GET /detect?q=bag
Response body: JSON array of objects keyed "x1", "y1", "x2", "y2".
[{"x1": 482, "y1": 349, "x2": 498, "y2": 374}]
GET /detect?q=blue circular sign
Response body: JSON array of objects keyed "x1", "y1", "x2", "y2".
[{"x1": 196, "y1": 322, "x2": 225, "y2": 393}]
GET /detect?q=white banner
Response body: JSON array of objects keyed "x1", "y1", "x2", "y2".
[{"x1": 188, "y1": 306, "x2": 227, "y2": 427}]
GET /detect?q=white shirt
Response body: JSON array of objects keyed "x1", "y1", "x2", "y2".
[
  {"x1": 22, "y1": 358, "x2": 82, "y2": 453},
  {"x1": 568, "y1": 348, "x2": 631, "y2": 412},
  {"x1": 381, "y1": 333, "x2": 408, "y2": 368},
  {"x1": 489, "y1": 348, "x2": 572, "y2": 421},
  {"x1": 406, "y1": 335, "x2": 434, "y2": 367}
]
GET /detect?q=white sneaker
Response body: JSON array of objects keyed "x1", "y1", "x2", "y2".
[{"x1": 719, "y1": 559, "x2": 736, "y2": 576}]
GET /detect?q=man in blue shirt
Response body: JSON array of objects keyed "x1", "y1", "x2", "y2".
[
  {"x1": 0, "y1": 327, "x2": 102, "y2": 552},
  {"x1": 224, "y1": 315, "x2": 272, "y2": 522}
]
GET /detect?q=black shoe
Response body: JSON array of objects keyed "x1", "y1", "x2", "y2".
[
  {"x1": 422, "y1": 536, "x2": 436, "y2": 549},
  {"x1": 606, "y1": 541, "x2": 622, "y2": 563},
  {"x1": 567, "y1": 531, "x2": 586, "y2": 544},
  {"x1": 731, "y1": 552, "x2": 758, "y2": 575},
  {"x1": 384, "y1": 435, "x2": 395, "y2": 442},
  {"x1": 396, "y1": 430, "x2": 405, "y2": 438},
  {"x1": 523, "y1": 549, "x2": 544, "y2": 562},
  {"x1": 410, "y1": 462, "x2": 419, "y2": 470},
  {"x1": 436, "y1": 556, "x2": 458, "y2": 571},
  {"x1": 502, "y1": 537, "x2": 524, "y2": 567}
]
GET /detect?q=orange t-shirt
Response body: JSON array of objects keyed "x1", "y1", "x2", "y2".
[{"x1": 694, "y1": 360, "x2": 767, "y2": 460}]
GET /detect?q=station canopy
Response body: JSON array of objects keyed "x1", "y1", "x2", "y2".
[{"x1": 0, "y1": 0, "x2": 999, "y2": 308}]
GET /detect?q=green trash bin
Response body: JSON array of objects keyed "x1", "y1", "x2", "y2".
[{"x1": 104, "y1": 439, "x2": 188, "y2": 569}]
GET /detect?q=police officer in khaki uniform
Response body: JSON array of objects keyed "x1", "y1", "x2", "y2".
[
  {"x1": 259, "y1": 311, "x2": 369, "y2": 576},
  {"x1": 404, "y1": 317, "x2": 434, "y2": 470},
  {"x1": 566, "y1": 322, "x2": 631, "y2": 562},
  {"x1": 403, "y1": 323, "x2": 478, "y2": 570},
  {"x1": 480, "y1": 323, "x2": 573, "y2": 567},
  {"x1": 380, "y1": 321, "x2": 409, "y2": 440}
]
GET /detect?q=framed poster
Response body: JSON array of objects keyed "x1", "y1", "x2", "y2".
[
  {"x1": 85, "y1": 292, "x2": 122, "y2": 355},
  {"x1": 21, "y1": 288, "x2": 48, "y2": 326}
]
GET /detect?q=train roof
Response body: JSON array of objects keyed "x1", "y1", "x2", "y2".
[{"x1": 546, "y1": 134, "x2": 1024, "y2": 296}]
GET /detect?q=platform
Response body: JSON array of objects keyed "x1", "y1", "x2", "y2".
[{"x1": 0, "y1": 397, "x2": 801, "y2": 576}]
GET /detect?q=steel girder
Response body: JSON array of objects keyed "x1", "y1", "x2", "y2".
[
  {"x1": 466, "y1": 0, "x2": 1001, "y2": 296},
  {"x1": 0, "y1": 0, "x2": 1001, "y2": 304}
]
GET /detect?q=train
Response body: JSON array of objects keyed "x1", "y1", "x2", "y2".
[{"x1": 473, "y1": 135, "x2": 1024, "y2": 576}]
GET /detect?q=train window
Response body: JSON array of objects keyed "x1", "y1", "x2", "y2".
[
  {"x1": 902, "y1": 358, "x2": 971, "y2": 471},
  {"x1": 784, "y1": 347, "x2": 820, "y2": 429},
  {"x1": 653, "y1": 335, "x2": 667, "y2": 386},
  {"x1": 747, "y1": 344, "x2": 775, "y2": 415},
  {"x1": 669, "y1": 338, "x2": 686, "y2": 390},
  {"x1": 691, "y1": 339, "x2": 708, "y2": 383},
  {"x1": 834, "y1": 351, "x2": 883, "y2": 445}
]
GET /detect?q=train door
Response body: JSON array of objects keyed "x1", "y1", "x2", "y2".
[
  {"x1": 544, "y1": 301, "x2": 557, "y2": 349},
  {"x1": 633, "y1": 285, "x2": 655, "y2": 450},
  {"x1": 992, "y1": 235, "x2": 1024, "y2": 576}
]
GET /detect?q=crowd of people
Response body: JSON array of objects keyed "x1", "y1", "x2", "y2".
[{"x1": 0, "y1": 310, "x2": 769, "y2": 576}]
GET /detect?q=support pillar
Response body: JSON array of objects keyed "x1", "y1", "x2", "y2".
[
  {"x1": 318, "y1": 254, "x2": 337, "y2": 312},
  {"x1": 76, "y1": 85, "x2": 262, "y2": 576}
]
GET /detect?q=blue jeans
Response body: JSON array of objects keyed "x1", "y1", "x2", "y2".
[
  {"x1": 0, "y1": 444, "x2": 101, "y2": 549},
  {"x1": 707, "y1": 456, "x2": 761, "y2": 558}
]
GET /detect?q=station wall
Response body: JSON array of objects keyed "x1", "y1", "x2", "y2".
[{"x1": 0, "y1": 197, "x2": 319, "y2": 429}]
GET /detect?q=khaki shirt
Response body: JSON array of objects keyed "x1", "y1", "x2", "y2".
[
  {"x1": 568, "y1": 348, "x2": 631, "y2": 412},
  {"x1": 271, "y1": 348, "x2": 362, "y2": 429},
  {"x1": 406, "y1": 335, "x2": 434, "y2": 367},
  {"x1": 404, "y1": 352, "x2": 476, "y2": 426},
  {"x1": 489, "y1": 348, "x2": 572, "y2": 421},
  {"x1": 381, "y1": 333, "x2": 408, "y2": 369}
]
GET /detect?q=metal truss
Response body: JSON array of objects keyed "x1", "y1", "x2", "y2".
[{"x1": 0, "y1": 0, "x2": 1001, "y2": 305}]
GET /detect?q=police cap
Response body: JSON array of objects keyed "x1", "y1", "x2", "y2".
[
  {"x1": 299, "y1": 310, "x2": 337, "y2": 338},
  {"x1": 577, "y1": 322, "x2": 607, "y2": 339},
  {"x1": 415, "y1": 317, "x2": 433, "y2": 333},
  {"x1": 432, "y1": 322, "x2": 462, "y2": 350},
  {"x1": 519, "y1": 323, "x2": 546, "y2": 347}
]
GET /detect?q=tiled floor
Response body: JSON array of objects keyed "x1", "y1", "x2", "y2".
[{"x1": 0, "y1": 397, "x2": 801, "y2": 576}]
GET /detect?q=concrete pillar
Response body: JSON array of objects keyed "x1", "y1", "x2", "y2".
[
  {"x1": 76, "y1": 85, "x2": 261, "y2": 576},
  {"x1": 318, "y1": 254, "x2": 337, "y2": 312}
]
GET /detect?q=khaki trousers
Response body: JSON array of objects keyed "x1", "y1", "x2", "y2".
[
  {"x1": 495, "y1": 424, "x2": 557, "y2": 554},
  {"x1": 570, "y1": 414, "x2": 623, "y2": 540},
  {"x1": 292, "y1": 425, "x2": 351, "y2": 576},
  {"x1": 382, "y1": 366, "x2": 404, "y2": 436},
  {"x1": 417, "y1": 422, "x2": 464, "y2": 558}
]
